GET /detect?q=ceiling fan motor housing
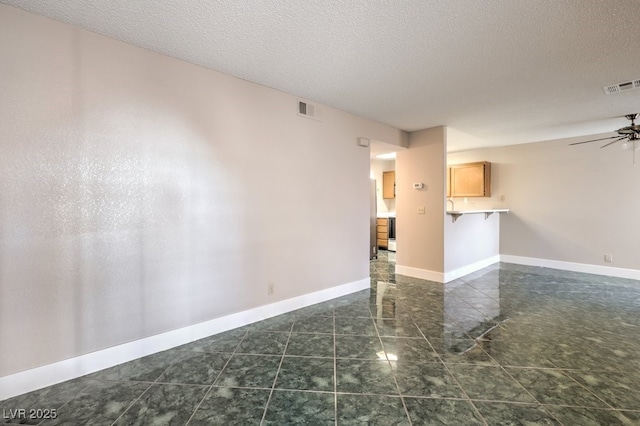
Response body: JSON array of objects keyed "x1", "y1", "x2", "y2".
[
  {"x1": 617, "y1": 114, "x2": 640, "y2": 135},
  {"x1": 569, "y1": 113, "x2": 640, "y2": 147}
]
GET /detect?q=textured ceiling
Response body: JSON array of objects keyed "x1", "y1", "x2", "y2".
[{"x1": 3, "y1": 0, "x2": 640, "y2": 150}]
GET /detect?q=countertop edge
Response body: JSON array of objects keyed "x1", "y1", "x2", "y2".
[{"x1": 446, "y1": 209, "x2": 510, "y2": 215}]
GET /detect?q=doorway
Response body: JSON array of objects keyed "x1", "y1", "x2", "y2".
[{"x1": 370, "y1": 140, "x2": 403, "y2": 256}]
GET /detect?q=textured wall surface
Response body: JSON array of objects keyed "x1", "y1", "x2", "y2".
[
  {"x1": 395, "y1": 127, "x2": 446, "y2": 274},
  {"x1": 447, "y1": 136, "x2": 640, "y2": 271},
  {"x1": 444, "y1": 127, "x2": 500, "y2": 273},
  {"x1": 0, "y1": 5, "x2": 405, "y2": 377},
  {"x1": 444, "y1": 213, "x2": 499, "y2": 272}
]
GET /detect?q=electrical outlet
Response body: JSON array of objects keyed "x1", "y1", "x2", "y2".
[
  {"x1": 604, "y1": 254, "x2": 613, "y2": 263},
  {"x1": 417, "y1": 206, "x2": 425, "y2": 214},
  {"x1": 268, "y1": 282, "x2": 275, "y2": 295}
]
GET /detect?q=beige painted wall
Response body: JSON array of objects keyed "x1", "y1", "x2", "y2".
[
  {"x1": 448, "y1": 134, "x2": 640, "y2": 270},
  {"x1": 444, "y1": 213, "x2": 500, "y2": 272},
  {"x1": 396, "y1": 127, "x2": 446, "y2": 274},
  {"x1": 447, "y1": 127, "x2": 505, "y2": 211},
  {"x1": 444, "y1": 128, "x2": 500, "y2": 273},
  {"x1": 0, "y1": 5, "x2": 405, "y2": 377}
]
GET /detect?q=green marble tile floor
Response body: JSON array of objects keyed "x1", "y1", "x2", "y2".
[{"x1": 2, "y1": 250, "x2": 640, "y2": 425}]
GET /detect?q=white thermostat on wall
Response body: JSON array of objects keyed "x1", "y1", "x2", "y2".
[{"x1": 413, "y1": 183, "x2": 424, "y2": 189}]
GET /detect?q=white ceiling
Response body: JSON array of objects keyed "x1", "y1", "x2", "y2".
[{"x1": 4, "y1": 0, "x2": 640, "y2": 150}]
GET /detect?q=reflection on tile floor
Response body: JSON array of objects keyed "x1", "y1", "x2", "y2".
[{"x1": 2, "y1": 250, "x2": 640, "y2": 425}]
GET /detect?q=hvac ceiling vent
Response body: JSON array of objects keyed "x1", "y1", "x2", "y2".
[
  {"x1": 298, "y1": 100, "x2": 322, "y2": 121},
  {"x1": 603, "y1": 79, "x2": 640, "y2": 94}
]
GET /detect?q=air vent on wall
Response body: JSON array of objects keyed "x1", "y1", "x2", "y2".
[
  {"x1": 297, "y1": 100, "x2": 322, "y2": 121},
  {"x1": 603, "y1": 79, "x2": 640, "y2": 94}
]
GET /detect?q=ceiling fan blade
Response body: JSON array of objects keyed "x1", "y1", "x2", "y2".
[
  {"x1": 601, "y1": 137, "x2": 626, "y2": 148},
  {"x1": 569, "y1": 135, "x2": 619, "y2": 146}
]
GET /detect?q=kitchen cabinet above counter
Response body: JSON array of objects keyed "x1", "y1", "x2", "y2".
[
  {"x1": 447, "y1": 161, "x2": 491, "y2": 198},
  {"x1": 383, "y1": 171, "x2": 396, "y2": 199}
]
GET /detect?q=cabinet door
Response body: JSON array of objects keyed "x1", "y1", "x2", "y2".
[
  {"x1": 450, "y1": 162, "x2": 491, "y2": 197},
  {"x1": 376, "y1": 218, "x2": 388, "y2": 248},
  {"x1": 382, "y1": 171, "x2": 395, "y2": 199}
]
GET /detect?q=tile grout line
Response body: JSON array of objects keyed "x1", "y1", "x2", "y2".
[
  {"x1": 555, "y1": 366, "x2": 618, "y2": 411},
  {"x1": 184, "y1": 330, "x2": 250, "y2": 425},
  {"x1": 492, "y1": 344, "x2": 615, "y2": 425},
  {"x1": 259, "y1": 322, "x2": 295, "y2": 426},
  {"x1": 445, "y1": 280, "x2": 580, "y2": 425},
  {"x1": 109, "y1": 349, "x2": 196, "y2": 425},
  {"x1": 462, "y1": 309, "x2": 568, "y2": 425},
  {"x1": 32, "y1": 379, "x2": 96, "y2": 426},
  {"x1": 108, "y1": 381, "x2": 155, "y2": 425},
  {"x1": 409, "y1": 308, "x2": 489, "y2": 426},
  {"x1": 484, "y1": 338, "x2": 567, "y2": 424},
  {"x1": 403, "y1": 259, "x2": 637, "y2": 424},
  {"x1": 369, "y1": 300, "x2": 413, "y2": 426}
]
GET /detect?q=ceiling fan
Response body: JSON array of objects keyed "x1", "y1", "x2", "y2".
[{"x1": 569, "y1": 113, "x2": 640, "y2": 164}]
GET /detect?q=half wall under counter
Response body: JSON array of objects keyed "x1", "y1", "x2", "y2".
[{"x1": 444, "y1": 209, "x2": 509, "y2": 282}]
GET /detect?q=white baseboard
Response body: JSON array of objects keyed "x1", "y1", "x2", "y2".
[
  {"x1": 500, "y1": 255, "x2": 640, "y2": 280},
  {"x1": 395, "y1": 265, "x2": 445, "y2": 283},
  {"x1": 443, "y1": 255, "x2": 501, "y2": 283},
  {"x1": 0, "y1": 278, "x2": 370, "y2": 401},
  {"x1": 396, "y1": 256, "x2": 501, "y2": 284}
]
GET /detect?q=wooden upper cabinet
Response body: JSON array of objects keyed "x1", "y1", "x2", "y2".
[
  {"x1": 382, "y1": 171, "x2": 395, "y2": 199},
  {"x1": 448, "y1": 162, "x2": 491, "y2": 197}
]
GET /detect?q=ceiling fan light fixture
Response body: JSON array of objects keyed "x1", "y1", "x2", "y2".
[
  {"x1": 622, "y1": 140, "x2": 632, "y2": 150},
  {"x1": 622, "y1": 135, "x2": 640, "y2": 151}
]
